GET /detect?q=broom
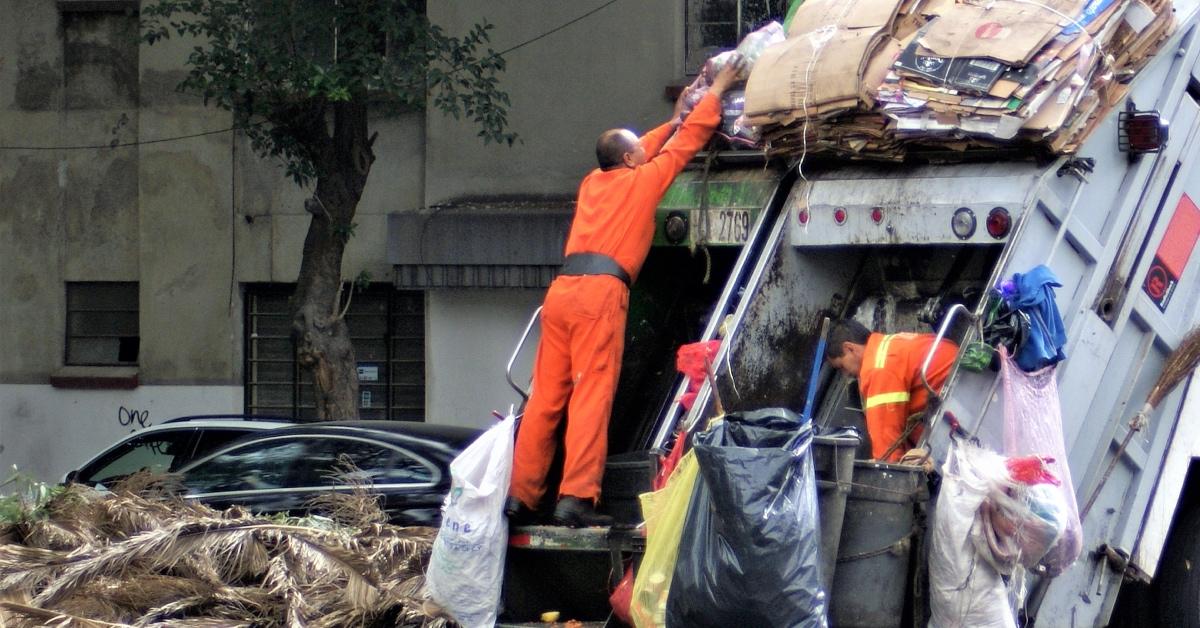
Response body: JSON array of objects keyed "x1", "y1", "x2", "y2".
[{"x1": 1080, "y1": 325, "x2": 1200, "y2": 519}]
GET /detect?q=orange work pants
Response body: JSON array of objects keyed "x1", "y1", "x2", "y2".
[{"x1": 510, "y1": 274, "x2": 628, "y2": 508}]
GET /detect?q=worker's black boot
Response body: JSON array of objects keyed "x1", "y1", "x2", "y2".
[
  {"x1": 504, "y1": 497, "x2": 539, "y2": 526},
  {"x1": 551, "y1": 496, "x2": 613, "y2": 528}
]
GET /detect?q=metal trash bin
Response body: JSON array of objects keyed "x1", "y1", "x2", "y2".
[
  {"x1": 830, "y1": 461, "x2": 929, "y2": 628},
  {"x1": 812, "y1": 434, "x2": 859, "y2": 596}
]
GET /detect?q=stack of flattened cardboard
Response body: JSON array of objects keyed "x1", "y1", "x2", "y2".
[{"x1": 743, "y1": 0, "x2": 1176, "y2": 160}]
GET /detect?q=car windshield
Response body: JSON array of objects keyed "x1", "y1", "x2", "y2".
[{"x1": 183, "y1": 434, "x2": 435, "y2": 494}]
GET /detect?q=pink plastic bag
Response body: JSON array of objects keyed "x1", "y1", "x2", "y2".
[{"x1": 999, "y1": 346, "x2": 1083, "y2": 576}]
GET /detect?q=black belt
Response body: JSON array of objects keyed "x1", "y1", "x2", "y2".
[{"x1": 560, "y1": 253, "x2": 631, "y2": 287}]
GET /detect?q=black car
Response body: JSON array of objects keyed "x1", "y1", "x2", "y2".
[
  {"x1": 66, "y1": 415, "x2": 294, "y2": 488},
  {"x1": 176, "y1": 421, "x2": 482, "y2": 525}
]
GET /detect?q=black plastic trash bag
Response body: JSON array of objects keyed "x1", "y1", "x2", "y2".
[{"x1": 666, "y1": 408, "x2": 828, "y2": 628}]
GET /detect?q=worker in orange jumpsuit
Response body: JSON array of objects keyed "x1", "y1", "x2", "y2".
[
  {"x1": 506, "y1": 59, "x2": 746, "y2": 528},
  {"x1": 826, "y1": 318, "x2": 958, "y2": 463}
]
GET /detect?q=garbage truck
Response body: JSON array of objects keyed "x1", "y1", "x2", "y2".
[{"x1": 496, "y1": 1, "x2": 1200, "y2": 625}]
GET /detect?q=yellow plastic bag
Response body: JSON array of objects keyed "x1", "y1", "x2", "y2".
[{"x1": 630, "y1": 450, "x2": 700, "y2": 628}]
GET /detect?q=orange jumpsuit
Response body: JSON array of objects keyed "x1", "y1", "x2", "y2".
[
  {"x1": 858, "y1": 332, "x2": 958, "y2": 462},
  {"x1": 509, "y1": 92, "x2": 724, "y2": 509}
]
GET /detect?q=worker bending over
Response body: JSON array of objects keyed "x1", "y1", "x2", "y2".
[
  {"x1": 507, "y1": 58, "x2": 746, "y2": 528},
  {"x1": 826, "y1": 319, "x2": 958, "y2": 463}
]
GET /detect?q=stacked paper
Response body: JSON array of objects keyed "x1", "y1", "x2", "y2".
[{"x1": 743, "y1": 0, "x2": 1176, "y2": 159}]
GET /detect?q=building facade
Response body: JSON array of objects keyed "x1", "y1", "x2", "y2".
[{"x1": 0, "y1": 0, "x2": 783, "y2": 482}]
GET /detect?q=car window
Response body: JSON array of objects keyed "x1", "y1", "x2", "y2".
[
  {"x1": 289, "y1": 437, "x2": 435, "y2": 487},
  {"x1": 183, "y1": 435, "x2": 435, "y2": 494},
  {"x1": 184, "y1": 437, "x2": 307, "y2": 494},
  {"x1": 193, "y1": 428, "x2": 261, "y2": 461},
  {"x1": 77, "y1": 430, "x2": 196, "y2": 488}
]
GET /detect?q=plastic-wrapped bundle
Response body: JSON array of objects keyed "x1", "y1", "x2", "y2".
[
  {"x1": 1000, "y1": 346, "x2": 1083, "y2": 576},
  {"x1": 973, "y1": 483, "x2": 1067, "y2": 575},
  {"x1": 675, "y1": 21, "x2": 786, "y2": 129},
  {"x1": 929, "y1": 439, "x2": 1016, "y2": 628}
]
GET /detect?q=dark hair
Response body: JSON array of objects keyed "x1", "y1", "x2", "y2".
[
  {"x1": 596, "y1": 129, "x2": 635, "y2": 170},
  {"x1": 825, "y1": 319, "x2": 871, "y2": 359}
]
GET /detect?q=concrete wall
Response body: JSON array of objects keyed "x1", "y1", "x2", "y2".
[
  {"x1": 425, "y1": 1, "x2": 685, "y2": 203},
  {"x1": 425, "y1": 289, "x2": 544, "y2": 429}
]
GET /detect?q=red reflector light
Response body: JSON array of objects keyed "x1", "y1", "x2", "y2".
[
  {"x1": 870, "y1": 207, "x2": 884, "y2": 224},
  {"x1": 798, "y1": 209, "x2": 810, "y2": 225},
  {"x1": 1119, "y1": 109, "x2": 1169, "y2": 154},
  {"x1": 833, "y1": 207, "x2": 848, "y2": 225},
  {"x1": 986, "y1": 207, "x2": 1011, "y2": 239}
]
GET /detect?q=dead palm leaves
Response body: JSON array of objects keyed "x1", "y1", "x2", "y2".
[{"x1": 0, "y1": 471, "x2": 450, "y2": 628}]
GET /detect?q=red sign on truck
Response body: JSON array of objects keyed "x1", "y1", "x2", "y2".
[{"x1": 1144, "y1": 193, "x2": 1200, "y2": 311}]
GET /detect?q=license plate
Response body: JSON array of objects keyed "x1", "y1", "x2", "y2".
[{"x1": 691, "y1": 209, "x2": 752, "y2": 244}]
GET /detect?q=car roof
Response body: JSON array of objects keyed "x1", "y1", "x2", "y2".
[
  {"x1": 160, "y1": 414, "x2": 295, "y2": 425},
  {"x1": 191, "y1": 420, "x2": 484, "y2": 452},
  {"x1": 135, "y1": 417, "x2": 294, "y2": 433}
]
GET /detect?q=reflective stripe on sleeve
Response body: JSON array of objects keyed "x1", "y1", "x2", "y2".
[
  {"x1": 865, "y1": 391, "x2": 911, "y2": 409},
  {"x1": 874, "y1": 335, "x2": 896, "y2": 369}
]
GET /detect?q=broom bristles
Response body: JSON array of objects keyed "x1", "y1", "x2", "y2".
[{"x1": 1148, "y1": 326, "x2": 1200, "y2": 408}]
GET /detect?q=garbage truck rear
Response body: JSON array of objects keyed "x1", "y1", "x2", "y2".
[{"x1": 496, "y1": 2, "x2": 1200, "y2": 625}]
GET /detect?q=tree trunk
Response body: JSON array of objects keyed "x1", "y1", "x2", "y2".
[{"x1": 291, "y1": 101, "x2": 374, "y2": 421}]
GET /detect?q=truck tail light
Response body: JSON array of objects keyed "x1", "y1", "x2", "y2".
[
  {"x1": 664, "y1": 211, "x2": 689, "y2": 244},
  {"x1": 986, "y1": 207, "x2": 1011, "y2": 239},
  {"x1": 833, "y1": 207, "x2": 848, "y2": 225},
  {"x1": 798, "y1": 208, "x2": 810, "y2": 225},
  {"x1": 870, "y1": 207, "x2": 884, "y2": 224},
  {"x1": 951, "y1": 207, "x2": 976, "y2": 240},
  {"x1": 1119, "y1": 108, "x2": 1168, "y2": 154}
]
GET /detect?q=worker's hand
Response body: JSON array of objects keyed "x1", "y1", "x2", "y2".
[
  {"x1": 671, "y1": 86, "x2": 692, "y2": 125},
  {"x1": 709, "y1": 53, "x2": 746, "y2": 97},
  {"x1": 898, "y1": 448, "x2": 934, "y2": 473}
]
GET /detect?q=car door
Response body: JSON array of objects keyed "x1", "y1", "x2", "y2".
[
  {"x1": 72, "y1": 428, "x2": 199, "y2": 489},
  {"x1": 181, "y1": 433, "x2": 440, "y2": 521}
]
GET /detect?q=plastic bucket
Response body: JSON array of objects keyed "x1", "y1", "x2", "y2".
[{"x1": 830, "y1": 461, "x2": 928, "y2": 628}]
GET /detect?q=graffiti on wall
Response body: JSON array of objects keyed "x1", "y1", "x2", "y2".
[{"x1": 117, "y1": 406, "x2": 151, "y2": 432}]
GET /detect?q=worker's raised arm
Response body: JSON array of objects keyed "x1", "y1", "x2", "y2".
[
  {"x1": 638, "y1": 121, "x2": 675, "y2": 159},
  {"x1": 635, "y1": 56, "x2": 745, "y2": 196}
]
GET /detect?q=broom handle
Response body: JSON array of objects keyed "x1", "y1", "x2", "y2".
[{"x1": 1080, "y1": 403, "x2": 1152, "y2": 519}]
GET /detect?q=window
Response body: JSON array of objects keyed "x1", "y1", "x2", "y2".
[
  {"x1": 66, "y1": 282, "x2": 139, "y2": 366},
  {"x1": 61, "y1": 4, "x2": 139, "y2": 110},
  {"x1": 244, "y1": 284, "x2": 426, "y2": 421},
  {"x1": 75, "y1": 430, "x2": 196, "y2": 488},
  {"x1": 182, "y1": 435, "x2": 434, "y2": 495},
  {"x1": 686, "y1": 0, "x2": 789, "y2": 74}
]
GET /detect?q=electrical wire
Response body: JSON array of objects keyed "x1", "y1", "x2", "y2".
[{"x1": 0, "y1": 0, "x2": 623, "y2": 152}]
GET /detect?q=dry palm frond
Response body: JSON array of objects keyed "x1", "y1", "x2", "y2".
[
  {"x1": 273, "y1": 532, "x2": 383, "y2": 612},
  {"x1": 263, "y1": 552, "x2": 315, "y2": 628},
  {"x1": 0, "y1": 601, "x2": 129, "y2": 628},
  {"x1": 110, "y1": 472, "x2": 186, "y2": 500},
  {"x1": 141, "y1": 620, "x2": 252, "y2": 628},
  {"x1": 1148, "y1": 326, "x2": 1200, "y2": 407},
  {"x1": 34, "y1": 517, "x2": 251, "y2": 607},
  {"x1": 20, "y1": 518, "x2": 91, "y2": 552},
  {"x1": 305, "y1": 456, "x2": 388, "y2": 529}
]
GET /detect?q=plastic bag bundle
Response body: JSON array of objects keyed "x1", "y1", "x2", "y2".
[
  {"x1": 929, "y1": 439, "x2": 1016, "y2": 628},
  {"x1": 425, "y1": 415, "x2": 516, "y2": 628},
  {"x1": 666, "y1": 409, "x2": 827, "y2": 628},
  {"x1": 718, "y1": 90, "x2": 760, "y2": 146},
  {"x1": 1000, "y1": 347, "x2": 1083, "y2": 576},
  {"x1": 973, "y1": 483, "x2": 1067, "y2": 575},
  {"x1": 675, "y1": 20, "x2": 786, "y2": 139},
  {"x1": 630, "y1": 450, "x2": 701, "y2": 628}
]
